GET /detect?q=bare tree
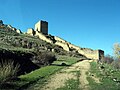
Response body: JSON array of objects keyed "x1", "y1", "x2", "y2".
[{"x1": 113, "y1": 43, "x2": 120, "y2": 59}]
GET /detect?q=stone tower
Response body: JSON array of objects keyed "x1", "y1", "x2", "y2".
[{"x1": 35, "y1": 20, "x2": 48, "y2": 35}]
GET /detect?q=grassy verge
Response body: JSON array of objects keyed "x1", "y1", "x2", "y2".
[
  {"x1": 0, "y1": 55, "x2": 79, "y2": 90},
  {"x1": 0, "y1": 65, "x2": 63, "y2": 90},
  {"x1": 19, "y1": 65, "x2": 63, "y2": 89},
  {"x1": 20, "y1": 66, "x2": 62, "y2": 82},
  {"x1": 53, "y1": 55, "x2": 79, "y2": 65},
  {"x1": 88, "y1": 61, "x2": 120, "y2": 90},
  {"x1": 21, "y1": 56, "x2": 79, "y2": 90}
]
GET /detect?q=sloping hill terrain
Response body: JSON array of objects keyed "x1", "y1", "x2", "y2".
[
  {"x1": 0, "y1": 23, "x2": 86, "y2": 75},
  {"x1": 2, "y1": 21, "x2": 119, "y2": 90}
]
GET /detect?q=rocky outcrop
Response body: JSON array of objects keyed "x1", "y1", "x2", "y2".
[
  {"x1": 16, "y1": 29, "x2": 22, "y2": 34},
  {"x1": 6, "y1": 24, "x2": 22, "y2": 34}
]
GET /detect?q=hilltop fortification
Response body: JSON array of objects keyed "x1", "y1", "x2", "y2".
[
  {"x1": 35, "y1": 20, "x2": 48, "y2": 35},
  {"x1": 26, "y1": 20, "x2": 104, "y2": 60},
  {"x1": 0, "y1": 20, "x2": 104, "y2": 60}
]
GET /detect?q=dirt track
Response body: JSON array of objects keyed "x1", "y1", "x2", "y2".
[{"x1": 41, "y1": 60, "x2": 94, "y2": 90}]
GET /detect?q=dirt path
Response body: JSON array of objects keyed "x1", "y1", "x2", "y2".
[
  {"x1": 41, "y1": 60, "x2": 92, "y2": 90},
  {"x1": 78, "y1": 60, "x2": 90, "y2": 90}
]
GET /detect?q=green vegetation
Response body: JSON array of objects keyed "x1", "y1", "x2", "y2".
[
  {"x1": 0, "y1": 65, "x2": 63, "y2": 90},
  {"x1": 88, "y1": 61, "x2": 120, "y2": 90},
  {"x1": 0, "y1": 27, "x2": 82, "y2": 90},
  {"x1": 53, "y1": 55, "x2": 79, "y2": 65},
  {"x1": 20, "y1": 66, "x2": 62, "y2": 82},
  {"x1": 19, "y1": 56, "x2": 79, "y2": 89},
  {"x1": 57, "y1": 71, "x2": 80, "y2": 90},
  {"x1": 0, "y1": 55, "x2": 79, "y2": 90}
]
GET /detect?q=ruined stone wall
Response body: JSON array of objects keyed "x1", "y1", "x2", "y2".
[
  {"x1": 78, "y1": 49, "x2": 104, "y2": 60},
  {"x1": 27, "y1": 28, "x2": 35, "y2": 36},
  {"x1": 27, "y1": 20, "x2": 104, "y2": 60},
  {"x1": 54, "y1": 36, "x2": 67, "y2": 43},
  {"x1": 54, "y1": 36, "x2": 104, "y2": 60},
  {"x1": 54, "y1": 36, "x2": 70, "y2": 51},
  {"x1": 35, "y1": 31, "x2": 53, "y2": 43},
  {"x1": 55, "y1": 41, "x2": 70, "y2": 51},
  {"x1": 68, "y1": 43, "x2": 81, "y2": 50}
]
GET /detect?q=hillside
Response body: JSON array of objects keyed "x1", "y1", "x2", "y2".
[
  {"x1": 1, "y1": 20, "x2": 114, "y2": 90},
  {"x1": 0, "y1": 21, "x2": 86, "y2": 74},
  {"x1": 0, "y1": 20, "x2": 120, "y2": 90}
]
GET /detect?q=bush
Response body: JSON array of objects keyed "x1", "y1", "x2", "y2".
[
  {"x1": 0, "y1": 60, "x2": 19, "y2": 85},
  {"x1": 102, "y1": 55, "x2": 114, "y2": 64},
  {"x1": 112, "y1": 59, "x2": 120, "y2": 69},
  {"x1": 31, "y1": 52, "x2": 56, "y2": 66}
]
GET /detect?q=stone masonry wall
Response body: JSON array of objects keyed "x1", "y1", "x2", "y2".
[
  {"x1": 27, "y1": 28, "x2": 35, "y2": 36},
  {"x1": 68, "y1": 43, "x2": 81, "y2": 50},
  {"x1": 35, "y1": 31, "x2": 53, "y2": 43},
  {"x1": 54, "y1": 35, "x2": 104, "y2": 60},
  {"x1": 54, "y1": 36, "x2": 67, "y2": 43},
  {"x1": 55, "y1": 41, "x2": 70, "y2": 51},
  {"x1": 78, "y1": 48, "x2": 104, "y2": 60}
]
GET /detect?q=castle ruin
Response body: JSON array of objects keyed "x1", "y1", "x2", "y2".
[
  {"x1": 26, "y1": 20, "x2": 104, "y2": 60},
  {"x1": 35, "y1": 20, "x2": 48, "y2": 35}
]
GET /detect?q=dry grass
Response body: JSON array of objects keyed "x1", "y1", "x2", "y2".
[{"x1": 0, "y1": 60, "x2": 19, "y2": 85}]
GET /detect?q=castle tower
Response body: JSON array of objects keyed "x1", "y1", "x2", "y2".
[{"x1": 35, "y1": 20, "x2": 48, "y2": 35}]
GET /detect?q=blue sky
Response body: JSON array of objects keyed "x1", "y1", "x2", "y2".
[{"x1": 0, "y1": 0, "x2": 120, "y2": 55}]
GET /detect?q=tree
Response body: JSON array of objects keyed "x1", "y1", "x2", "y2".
[{"x1": 113, "y1": 43, "x2": 120, "y2": 59}]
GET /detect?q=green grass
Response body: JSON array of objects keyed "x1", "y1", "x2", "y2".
[
  {"x1": 88, "y1": 61, "x2": 120, "y2": 90},
  {"x1": 53, "y1": 55, "x2": 79, "y2": 65},
  {"x1": 0, "y1": 65, "x2": 63, "y2": 90},
  {"x1": 20, "y1": 65, "x2": 62, "y2": 82},
  {"x1": 1, "y1": 65, "x2": 63, "y2": 90},
  {"x1": 18, "y1": 56, "x2": 79, "y2": 90}
]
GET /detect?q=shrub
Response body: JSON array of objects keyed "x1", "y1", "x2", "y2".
[
  {"x1": 113, "y1": 43, "x2": 120, "y2": 58},
  {"x1": 112, "y1": 59, "x2": 120, "y2": 69},
  {"x1": 31, "y1": 52, "x2": 56, "y2": 66},
  {"x1": 102, "y1": 55, "x2": 114, "y2": 64},
  {"x1": 0, "y1": 60, "x2": 19, "y2": 85}
]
